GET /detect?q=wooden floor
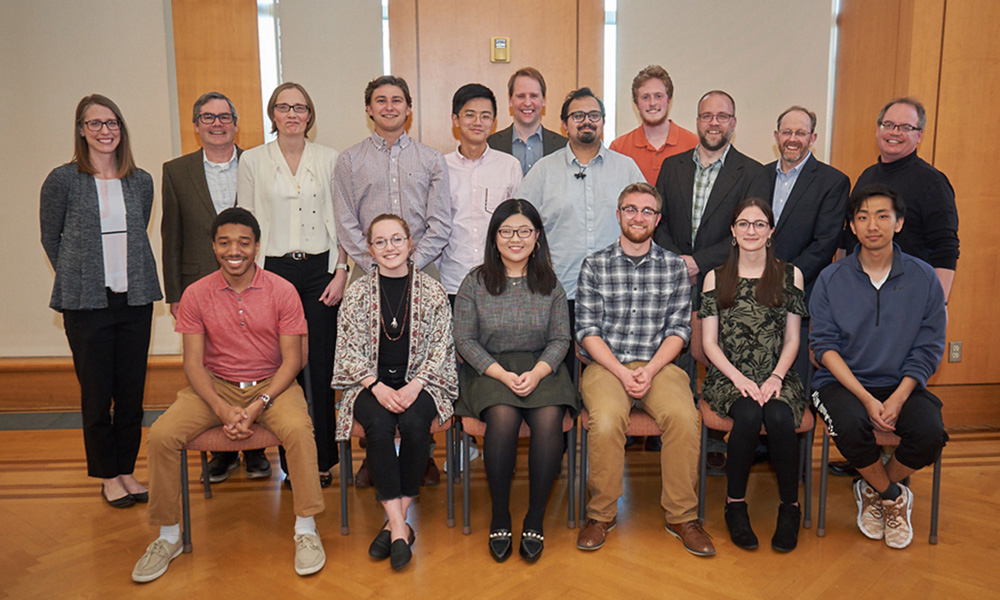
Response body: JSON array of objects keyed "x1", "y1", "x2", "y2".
[{"x1": 1, "y1": 428, "x2": 999, "y2": 599}]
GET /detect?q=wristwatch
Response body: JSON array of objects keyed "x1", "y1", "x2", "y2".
[
  {"x1": 336, "y1": 262, "x2": 350, "y2": 272},
  {"x1": 256, "y1": 393, "x2": 273, "y2": 411}
]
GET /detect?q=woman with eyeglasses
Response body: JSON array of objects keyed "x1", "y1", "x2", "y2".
[
  {"x1": 238, "y1": 82, "x2": 348, "y2": 489},
  {"x1": 331, "y1": 214, "x2": 457, "y2": 570},
  {"x1": 699, "y1": 197, "x2": 808, "y2": 552},
  {"x1": 40, "y1": 95, "x2": 162, "y2": 508},
  {"x1": 453, "y1": 199, "x2": 577, "y2": 563}
]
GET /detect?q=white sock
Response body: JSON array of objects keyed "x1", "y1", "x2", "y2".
[
  {"x1": 294, "y1": 516, "x2": 317, "y2": 537},
  {"x1": 159, "y1": 524, "x2": 181, "y2": 544}
]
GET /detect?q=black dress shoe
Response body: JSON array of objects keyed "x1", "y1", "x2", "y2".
[
  {"x1": 244, "y1": 449, "x2": 272, "y2": 479},
  {"x1": 519, "y1": 530, "x2": 544, "y2": 562},
  {"x1": 129, "y1": 490, "x2": 149, "y2": 503},
  {"x1": 390, "y1": 539, "x2": 412, "y2": 570},
  {"x1": 488, "y1": 529, "x2": 513, "y2": 562},
  {"x1": 101, "y1": 487, "x2": 136, "y2": 509},
  {"x1": 369, "y1": 523, "x2": 392, "y2": 560},
  {"x1": 204, "y1": 452, "x2": 240, "y2": 483},
  {"x1": 319, "y1": 471, "x2": 333, "y2": 488}
]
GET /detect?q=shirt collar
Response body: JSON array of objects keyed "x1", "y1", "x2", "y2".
[
  {"x1": 202, "y1": 146, "x2": 238, "y2": 168},
  {"x1": 214, "y1": 264, "x2": 264, "y2": 291},
  {"x1": 513, "y1": 126, "x2": 543, "y2": 144},
  {"x1": 775, "y1": 151, "x2": 811, "y2": 176},
  {"x1": 565, "y1": 143, "x2": 608, "y2": 169},
  {"x1": 693, "y1": 143, "x2": 731, "y2": 169},
  {"x1": 369, "y1": 130, "x2": 412, "y2": 152},
  {"x1": 453, "y1": 144, "x2": 491, "y2": 165},
  {"x1": 610, "y1": 239, "x2": 664, "y2": 265}
]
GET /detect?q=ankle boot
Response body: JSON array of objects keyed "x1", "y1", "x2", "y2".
[
  {"x1": 724, "y1": 501, "x2": 758, "y2": 550},
  {"x1": 771, "y1": 502, "x2": 801, "y2": 552}
]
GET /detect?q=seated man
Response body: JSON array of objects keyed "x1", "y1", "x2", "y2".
[
  {"x1": 810, "y1": 184, "x2": 948, "y2": 549},
  {"x1": 575, "y1": 182, "x2": 713, "y2": 556},
  {"x1": 132, "y1": 208, "x2": 325, "y2": 582}
]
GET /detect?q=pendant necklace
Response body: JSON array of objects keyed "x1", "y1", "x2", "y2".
[{"x1": 379, "y1": 275, "x2": 410, "y2": 341}]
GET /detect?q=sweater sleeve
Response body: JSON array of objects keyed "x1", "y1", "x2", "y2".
[{"x1": 901, "y1": 265, "x2": 947, "y2": 386}]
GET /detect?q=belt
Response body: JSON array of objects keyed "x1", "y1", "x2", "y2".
[
  {"x1": 222, "y1": 379, "x2": 261, "y2": 389},
  {"x1": 279, "y1": 250, "x2": 329, "y2": 261}
]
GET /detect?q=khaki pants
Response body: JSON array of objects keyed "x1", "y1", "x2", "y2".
[
  {"x1": 581, "y1": 361, "x2": 700, "y2": 524},
  {"x1": 146, "y1": 378, "x2": 323, "y2": 526}
]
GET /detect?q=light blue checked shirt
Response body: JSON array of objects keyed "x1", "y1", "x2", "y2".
[{"x1": 690, "y1": 144, "x2": 731, "y2": 244}]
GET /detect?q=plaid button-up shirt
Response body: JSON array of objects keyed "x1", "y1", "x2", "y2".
[
  {"x1": 690, "y1": 144, "x2": 730, "y2": 244},
  {"x1": 575, "y1": 241, "x2": 691, "y2": 363}
]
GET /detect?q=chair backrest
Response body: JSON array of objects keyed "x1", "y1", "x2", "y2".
[{"x1": 185, "y1": 424, "x2": 282, "y2": 452}]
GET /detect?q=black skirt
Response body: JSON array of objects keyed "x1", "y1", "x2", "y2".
[{"x1": 456, "y1": 350, "x2": 580, "y2": 419}]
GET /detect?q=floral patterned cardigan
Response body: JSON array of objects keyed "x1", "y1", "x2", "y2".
[{"x1": 331, "y1": 268, "x2": 458, "y2": 441}]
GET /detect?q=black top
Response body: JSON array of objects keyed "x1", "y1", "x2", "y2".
[{"x1": 378, "y1": 273, "x2": 410, "y2": 374}]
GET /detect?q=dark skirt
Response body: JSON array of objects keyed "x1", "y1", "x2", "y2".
[{"x1": 456, "y1": 351, "x2": 580, "y2": 419}]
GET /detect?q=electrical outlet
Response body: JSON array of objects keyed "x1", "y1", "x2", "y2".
[{"x1": 948, "y1": 341, "x2": 962, "y2": 363}]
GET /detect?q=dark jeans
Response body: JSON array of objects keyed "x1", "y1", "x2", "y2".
[
  {"x1": 265, "y1": 253, "x2": 340, "y2": 472},
  {"x1": 63, "y1": 291, "x2": 152, "y2": 478},
  {"x1": 353, "y1": 372, "x2": 437, "y2": 501},
  {"x1": 814, "y1": 382, "x2": 947, "y2": 470}
]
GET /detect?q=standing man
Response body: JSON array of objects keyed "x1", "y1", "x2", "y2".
[
  {"x1": 610, "y1": 65, "x2": 698, "y2": 185},
  {"x1": 132, "y1": 208, "x2": 325, "y2": 583},
  {"x1": 748, "y1": 105, "x2": 850, "y2": 387},
  {"x1": 810, "y1": 184, "x2": 948, "y2": 549},
  {"x1": 334, "y1": 74, "x2": 452, "y2": 275},
  {"x1": 575, "y1": 182, "x2": 713, "y2": 557},
  {"x1": 439, "y1": 83, "x2": 522, "y2": 300},
  {"x1": 518, "y1": 87, "x2": 644, "y2": 312},
  {"x1": 848, "y1": 97, "x2": 959, "y2": 300},
  {"x1": 488, "y1": 67, "x2": 567, "y2": 175},
  {"x1": 161, "y1": 92, "x2": 270, "y2": 482}
]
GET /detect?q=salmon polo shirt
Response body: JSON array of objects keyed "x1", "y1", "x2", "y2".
[
  {"x1": 609, "y1": 120, "x2": 699, "y2": 185},
  {"x1": 175, "y1": 266, "x2": 307, "y2": 382}
]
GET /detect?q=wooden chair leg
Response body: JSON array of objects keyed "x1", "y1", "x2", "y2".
[
  {"x1": 817, "y1": 430, "x2": 830, "y2": 537},
  {"x1": 181, "y1": 449, "x2": 193, "y2": 553},
  {"x1": 339, "y1": 440, "x2": 350, "y2": 535}
]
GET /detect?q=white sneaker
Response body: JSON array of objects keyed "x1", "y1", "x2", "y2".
[
  {"x1": 853, "y1": 478, "x2": 884, "y2": 540},
  {"x1": 443, "y1": 440, "x2": 480, "y2": 473},
  {"x1": 294, "y1": 533, "x2": 325, "y2": 575},
  {"x1": 883, "y1": 483, "x2": 914, "y2": 549},
  {"x1": 132, "y1": 538, "x2": 183, "y2": 583}
]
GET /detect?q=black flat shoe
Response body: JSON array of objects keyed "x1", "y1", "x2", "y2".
[
  {"x1": 519, "y1": 529, "x2": 544, "y2": 562},
  {"x1": 318, "y1": 471, "x2": 333, "y2": 488},
  {"x1": 369, "y1": 522, "x2": 392, "y2": 560},
  {"x1": 390, "y1": 539, "x2": 412, "y2": 570},
  {"x1": 129, "y1": 490, "x2": 149, "y2": 503},
  {"x1": 101, "y1": 487, "x2": 135, "y2": 509},
  {"x1": 488, "y1": 529, "x2": 513, "y2": 562},
  {"x1": 725, "y1": 501, "x2": 758, "y2": 550}
]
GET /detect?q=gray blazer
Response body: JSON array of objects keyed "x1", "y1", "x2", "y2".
[{"x1": 40, "y1": 163, "x2": 163, "y2": 311}]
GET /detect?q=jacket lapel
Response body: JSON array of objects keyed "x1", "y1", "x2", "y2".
[
  {"x1": 183, "y1": 150, "x2": 217, "y2": 217},
  {"x1": 775, "y1": 154, "x2": 817, "y2": 235}
]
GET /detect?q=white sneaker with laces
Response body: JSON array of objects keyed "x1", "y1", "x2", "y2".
[
  {"x1": 294, "y1": 533, "x2": 326, "y2": 575},
  {"x1": 132, "y1": 537, "x2": 183, "y2": 583},
  {"x1": 853, "y1": 478, "x2": 884, "y2": 540},
  {"x1": 882, "y1": 483, "x2": 914, "y2": 549}
]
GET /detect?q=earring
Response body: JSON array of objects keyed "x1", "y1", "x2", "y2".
[
  {"x1": 731, "y1": 238, "x2": 737, "y2": 246},
  {"x1": 766, "y1": 238, "x2": 771, "y2": 248}
]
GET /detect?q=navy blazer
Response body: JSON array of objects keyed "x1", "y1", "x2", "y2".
[
  {"x1": 654, "y1": 145, "x2": 762, "y2": 307},
  {"x1": 40, "y1": 163, "x2": 162, "y2": 311},
  {"x1": 748, "y1": 153, "x2": 850, "y2": 296}
]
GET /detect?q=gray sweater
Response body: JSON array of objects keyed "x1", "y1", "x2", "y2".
[{"x1": 40, "y1": 163, "x2": 162, "y2": 311}]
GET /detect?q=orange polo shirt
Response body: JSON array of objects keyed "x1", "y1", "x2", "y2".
[{"x1": 609, "y1": 120, "x2": 699, "y2": 184}]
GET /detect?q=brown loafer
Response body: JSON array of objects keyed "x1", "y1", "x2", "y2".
[
  {"x1": 665, "y1": 520, "x2": 716, "y2": 556},
  {"x1": 576, "y1": 517, "x2": 617, "y2": 551},
  {"x1": 422, "y1": 458, "x2": 440, "y2": 486}
]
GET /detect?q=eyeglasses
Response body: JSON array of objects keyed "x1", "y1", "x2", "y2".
[
  {"x1": 498, "y1": 227, "x2": 536, "y2": 239},
  {"x1": 81, "y1": 119, "x2": 120, "y2": 132},
  {"x1": 274, "y1": 103, "x2": 310, "y2": 114},
  {"x1": 734, "y1": 219, "x2": 770, "y2": 232},
  {"x1": 697, "y1": 112, "x2": 734, "y2": 124},
  {"x1": 567, "y1": 110, "x2": 604, "y2": 124},
  {"x1": 198, "y1": 112, "x2": 235, "y2": 125},
  {"x1": 461, "y1": 110, "x2": 494, "y2": 123},
  {"x1": 778, "y1": 129, "x2": 812, "y2": 138},
  {"x1": 620, "y1": 205, "x2": 659, "y2": 218},
  {"x1": 371, "y1": 235, "x2": 409, "y2": 249},
  {"x1": 878, "y1": 121, "x2": 921, "y2": 133}
]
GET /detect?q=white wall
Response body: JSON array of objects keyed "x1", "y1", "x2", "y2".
[{"x1": 615, "y1": 0, "x2": 836, "y2": 164}]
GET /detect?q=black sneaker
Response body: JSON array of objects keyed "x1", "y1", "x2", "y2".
[
  {"x1": 203, "y1": 451, "x2": 240, "y2": 483},
  {"x1": 244, "y1": 449, "x2": 272, "y2": 479}
]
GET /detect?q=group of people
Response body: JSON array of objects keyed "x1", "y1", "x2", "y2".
[{"x1": 38, "y1": 63, "x2": 956, "y2": 583}]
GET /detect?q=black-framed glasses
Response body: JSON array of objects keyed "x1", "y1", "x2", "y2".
[
  {"x1": 371, "y1": 235, "x2": 409, "y2": 249},
  {"x1": 498, "y1": 227, "x2": 536, "y2": 239},
  {"x1": 274, "y1": 103, "x2": 310, "y2": 114},
  {"x1": 620, "y1": 205, "x2": 659, "y2": 218},
  {"x1": 82, "y1": 119, "x2": 120, "y2": 132},
  {"x1": 878, "y1": 121, "x2": 921, "y2": 133},
  {"x1": 697, "y1": 112, "x2": 734, "y2": 124},
  {"x1": 198, "y1": 112, "x2": 235, "y2": 125},
  {"x1": 734, "y1": 219, "x2": 770, "y2": 232},
  {"x1": 567, "y1": 110, "x2": 604, "y2": 124}
]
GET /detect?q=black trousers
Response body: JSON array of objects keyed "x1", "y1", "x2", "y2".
[
  {"x1": 814, "y1": 381, "x2": 948, "y2": 470},
  {"x1": 63, "y1": 291, "x2": 152, "y2": 478},
  {"x1": 353, "y1": 372, "x2": 438, "y2": 501},
  {"x1": 265, "y1": 253, "x2": 340, "y2": 472}
]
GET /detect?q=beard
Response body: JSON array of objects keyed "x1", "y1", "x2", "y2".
[
  {"x1": 621, "y1": 223, "x2": 654, "y2": 244},
  {"x1": 641, "y1": 111, "x2": 669, "y2": 127},
  {"x1": 780, "y1": 143, "x2": 808, "y2": 164},
  {"x1": 698, "y1": 130, "x2": 731, "y2": 152},
  {"x1": 576, "y1": 127, "x2": 598, "y2": 144}
]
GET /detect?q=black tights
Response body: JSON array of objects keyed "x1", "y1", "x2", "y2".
[
  {"x1": 482, "y1": 404, "x2": 565, "y2": 532},
  {"x1": 726, "y1": 396, "x2": 800, "y2": 505}
]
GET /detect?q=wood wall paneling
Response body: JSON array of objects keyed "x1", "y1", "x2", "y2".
[
  {"x1": 171, "y1": 0, "x2": 264, "y2": 154},
  {"x1": 389, "y1": 0, "x2": 603, "y2": 155}
]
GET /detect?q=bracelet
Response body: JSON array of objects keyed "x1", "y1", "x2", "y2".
[
  {"x1": 769, "y1": 373, "x2": 783, "y2": 382},
  {"x1": 365, "y1": 380, "x2": 378, "y2": 391}
]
